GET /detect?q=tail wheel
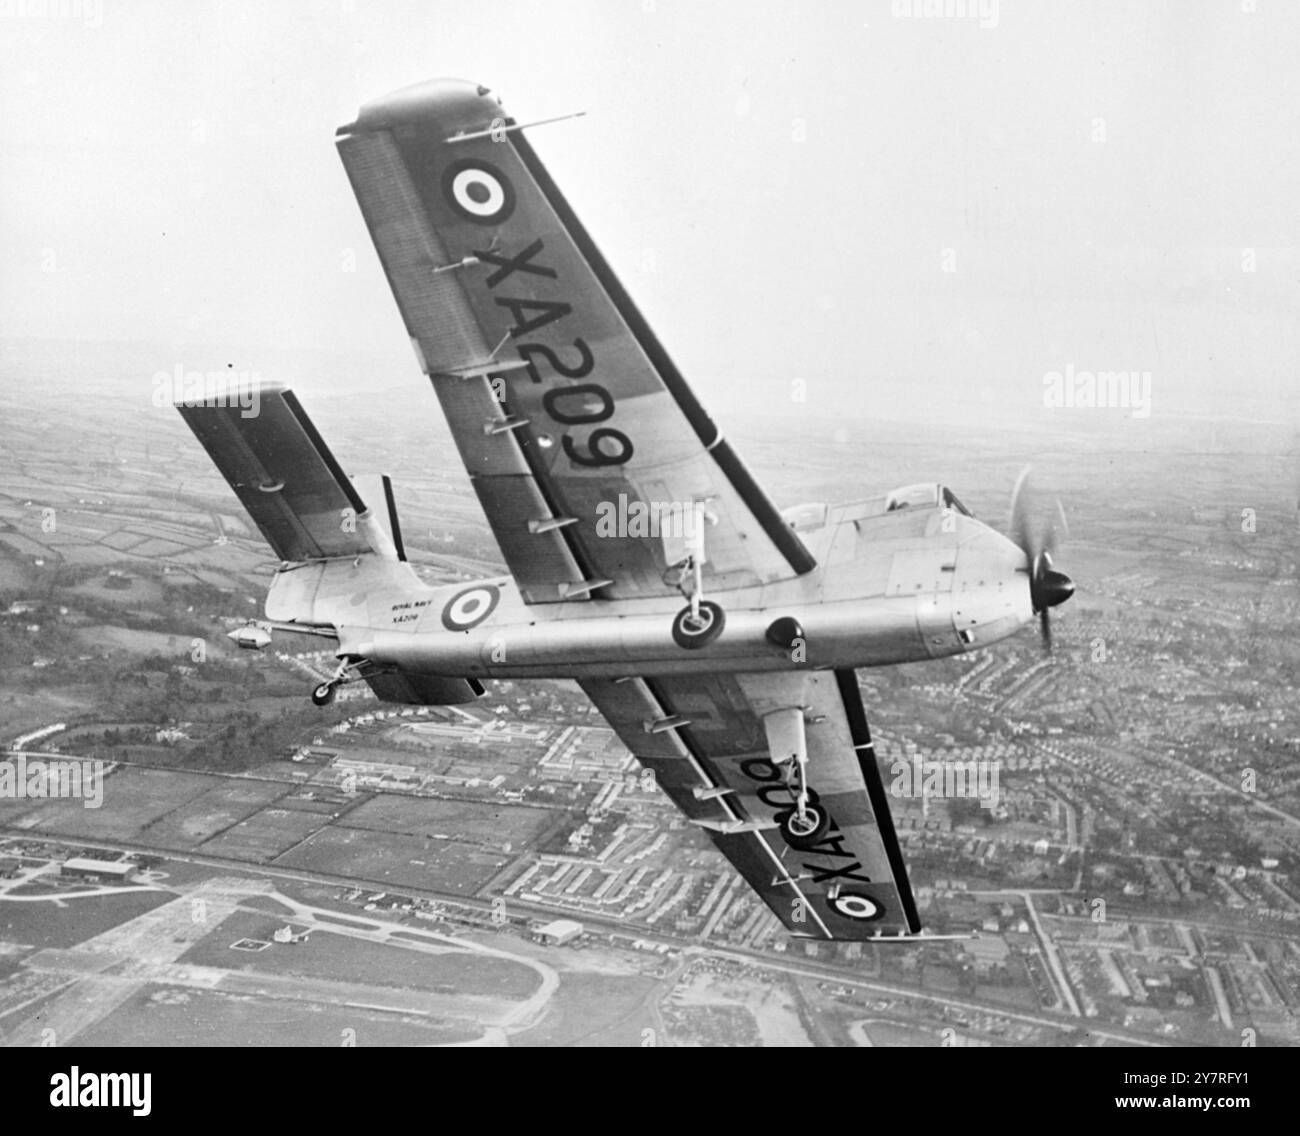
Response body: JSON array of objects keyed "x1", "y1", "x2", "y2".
[
  {"x1": 671, "y1": 601, "x2": 725, "y2": 650},
  {"x1": 779, "y1": 803, "x2": 830, "y2": 850},
  {"x1": 311, "y1": 682, "x2": 337, "y2": 707}
]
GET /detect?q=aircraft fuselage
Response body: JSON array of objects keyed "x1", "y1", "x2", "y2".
[{"x1": 270, "y1": 494, "x2": 1035, "y2": 681}]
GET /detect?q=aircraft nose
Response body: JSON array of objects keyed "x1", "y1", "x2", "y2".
[{"x1": 948, "y1": 518, "x2": 1037, "y2": 645}]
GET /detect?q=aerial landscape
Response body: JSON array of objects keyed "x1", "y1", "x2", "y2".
[{"x1": 0, "y1": 339, "x2": 1295, "y2": 1047}]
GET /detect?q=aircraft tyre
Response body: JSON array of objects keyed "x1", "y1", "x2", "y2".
[
  {"x1": 672, "y1": 601, "x2": 725, "y2": 649},
  {"x1": 311, "y1": 681, "x2": 337, "y2": 707},
  {"x1": 779, "y1": 803, "x2": 831, "y2": 850}
]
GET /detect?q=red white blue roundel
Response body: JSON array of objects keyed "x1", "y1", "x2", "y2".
[
  {"x1": 441, "y1": 159, "x2": 515, "y2": 225},
  {"x1": 440, "y1": 584, "x2": 500, "y2": 632},
  {"x1": 828, "y1": 891, "x2": 882, "y2": 921}
]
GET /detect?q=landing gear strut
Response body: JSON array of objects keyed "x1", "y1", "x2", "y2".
[
  {"x1": 666, "y1": 508, "x2": 724, "y2": 650},
  {"x1": 310, "y1": 656, "x2": 360, "y2": 706},
  {"x1": 763, "y1": 706, "x2": 828, "y2": 849}
]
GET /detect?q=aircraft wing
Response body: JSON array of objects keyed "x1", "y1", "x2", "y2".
[
  {"x1": 579, "y1": 669, "x2": 922, "y2": 940},
  {"x1": 336, "y1": 80, "x2": 815, "y2": 603}
]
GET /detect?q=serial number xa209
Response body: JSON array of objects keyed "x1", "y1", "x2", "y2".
[
  {"x1": 441, "y1": 158, "x2": 637, "y2": 470},
  {"x1": 472, "y1": 236, "x2": 635, "y2": 468},
  {"x1": 1124, "y1": 1073, "x2": 1248, "y2": 1086}
]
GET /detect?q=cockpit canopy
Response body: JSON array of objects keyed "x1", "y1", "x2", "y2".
[
  {"x1": 885, "y1": 482, "x2": 973, "y2": 517},
  {"x1": 780, "y1": 502, "x2": 830, "y2": 532}
]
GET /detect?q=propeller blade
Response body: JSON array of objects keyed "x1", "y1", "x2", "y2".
[
  {"x1": 1051, "y1": 497, "x2": 1070, "y2": 551},
  {"x1": 1008, "y1": 464, "x2": 1035, "y2": 555},
  {"x1": 1008, "y1": 467, "x2": 1074, "y2": 653}
]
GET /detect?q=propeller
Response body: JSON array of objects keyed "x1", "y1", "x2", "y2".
[{"x1": 1008, "y1": 466, "x2": 1075, "y2": 649}]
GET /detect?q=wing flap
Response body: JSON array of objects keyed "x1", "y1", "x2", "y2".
[{"x1": 426, "y1": 375, "x2": 586, "y2": 601}]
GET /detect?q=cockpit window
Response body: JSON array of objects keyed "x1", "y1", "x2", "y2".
[{"x1": 886, "y1": 483, "x2": 941, "y2": 511}]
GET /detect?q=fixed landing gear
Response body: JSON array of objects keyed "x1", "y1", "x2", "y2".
[
  {"x1": 310, "y1": 656, "x2": 360, "y2": 706},
  {"x1": 665, "y1": 531, "x2": 725, "y2": 650},
  {"x1": 671, "y1": 599, "x2": 725, "y2": 649},
  {"x1": 763, "y1": 705, "x2": 826, "y2": 849},
  {"x1": 777, "y1": 801, "x2": 830, "y2": 850}
]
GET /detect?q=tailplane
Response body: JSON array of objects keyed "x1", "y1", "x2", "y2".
[
  {"x1": 177, "y1": 385, "x2": 400, "y2": 565},
  {"x1": 177, "y1": 383, "x2": 424, "y2": 635},
  {"x1": 177, "y1": 385, "x2": 481, "y2": 707}
]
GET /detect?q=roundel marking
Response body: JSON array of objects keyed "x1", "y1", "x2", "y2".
[
  {"x1": 441, "y1": 159, "x2": 515, "y2": 225},
  {"x1": 440, "y1": 584, "x2": 501, "y2": 632},
  {"x1": 828, "y1": 891, "x2": 883, "y2": 922}
]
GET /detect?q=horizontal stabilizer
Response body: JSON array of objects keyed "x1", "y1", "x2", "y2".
[{"x1": 178, "y1": 387, "x2": 392, "y2": 563}]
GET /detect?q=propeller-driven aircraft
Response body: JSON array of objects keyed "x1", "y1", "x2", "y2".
[{"x1": 178, "y1": 79, "x2": 1073, "y2": 940}]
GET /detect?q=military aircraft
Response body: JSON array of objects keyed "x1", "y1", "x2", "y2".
[{"x1": 178, "y1": 79, "x2": 1073, "y2": 940}]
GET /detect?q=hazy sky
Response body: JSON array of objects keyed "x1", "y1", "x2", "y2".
[{"x1": 2, "y1": 1, "x2": 1297, "y2": 422}]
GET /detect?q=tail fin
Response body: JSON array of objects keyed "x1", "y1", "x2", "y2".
[
  {"x1": 177, "y1": 386, "x2": 398, "y2": 563},
  {"x1": 350, "y1": 473, "x2": 407, "y2": 561}
]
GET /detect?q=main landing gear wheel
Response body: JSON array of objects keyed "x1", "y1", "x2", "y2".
[
  {"x1": 671, "y1": 600, "x2": 725, "y2": 650},
  {"x1": 779, "y1": 803, "x2": 830, "y2": 850},
  {"x1": 311, "y1": 681, "x2": 337, "y2": 707}
]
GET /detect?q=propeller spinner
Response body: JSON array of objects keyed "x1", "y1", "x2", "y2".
[{"x1": 1009, "y1": 467, "x2": 1075, "y2": 649}]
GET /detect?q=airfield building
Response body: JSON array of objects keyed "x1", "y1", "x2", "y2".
[
  {"x1": 535, "y1": 918, "x2": 584, "y2": 946},
  {"x1": 61, "y1": 857, "x2": 136, "y2": 882}
]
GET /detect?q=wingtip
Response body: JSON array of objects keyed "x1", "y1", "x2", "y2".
[{"x1": 344, "y1": 77, "x2": 503, "y2": 136}]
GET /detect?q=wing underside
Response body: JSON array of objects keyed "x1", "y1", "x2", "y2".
[{"x1": 580, "y1": 669, "x2": 921, "y2": 940}]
